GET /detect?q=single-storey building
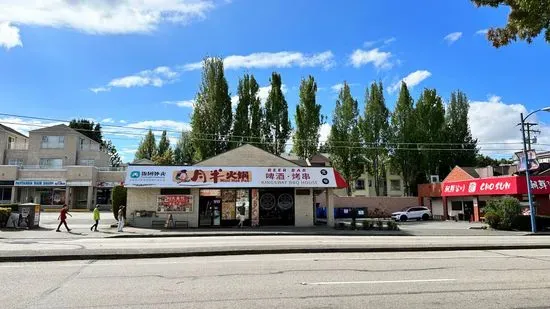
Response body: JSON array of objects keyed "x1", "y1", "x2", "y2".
[
  {"x1": 419, "y1": 165, "x2": 550, "y2": 221},
  {"x1": 124, "y1": 144, "x2": 347, "y2": 228}
]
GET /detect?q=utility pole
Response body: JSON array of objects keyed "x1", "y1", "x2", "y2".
[{"x1": 517, "y1": 122, "x2": 541, "y2": 150}]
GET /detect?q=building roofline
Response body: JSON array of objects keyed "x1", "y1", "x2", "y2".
[{"x1": 0, "y1": 124, "x2": 27, "y2": 138}]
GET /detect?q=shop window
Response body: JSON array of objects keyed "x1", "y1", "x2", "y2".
[
  {"x1": 41, "y1": 136, "x2": 65, "y2": 149},
  {"x1": 355, "y1": 179, "x2": 365, "y2": 190},
  {"x1": 37, "y1": 188, "x2": 66, "y2": 205},
  {"x1": 161, "y1": 188, "x2": 191, "y2": 195},
  {"x1": 451, "y1": 202, "x2": 463, "y2": 211},
  {"x1": 0, "y1": 187, "x2": 12, "y2": 202},
  {"x1": 390, "y1": 180, "x2": 401, "y2": 191},
  {"x1": 39, "y1": 158, "x2": 63, "y2": 169},
  {"x1": 96, "y1": 188, "x2": 112, "y2": 205}
]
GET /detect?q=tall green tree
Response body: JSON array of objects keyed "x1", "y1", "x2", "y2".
[
  {"x1": 293, "y1": 75, "x2": 324, "y2": 159},
  {"x1": 472, "y1": 0, "x2": 550, "y2": 47},
  {"x1": 157, "y1": 130, "x2": 170, "y2": 156},
  {"x1": 174, "y1": 131, "x2": 195, "y2": 165},
  {"x1": 152, "y1": 147, "x2": 174, "y2": 165},
  {"x1": 232, "y1": 74, "x2": 260, "y2": 148},
  {"x1": 191, "y1": 57, "x2": 233, "y2": 161},
  {"x1": 104, "y1": 140, "x2": 123, "y2": 167},
  {"x1": 328, "y1": 82, "x2": 363, "y2": 196},
  {"x1": 135, "y1": 129, "x2": 157, "y2": 160},
  {"x1": 445, "y1": 90, "x2": 478, "y2": 169},
  {"x1": 264, "y1": 72, "x2": 291, "y2": 155},
  {"x1": 360, "y1": 81, "x2": 389, "y2": 196},
  {"x1": 249, "y1": 81, "x2": 264, "y2": 148},
  {"x1": 389, "y1": 82, "x2": 419, "y2": 195},
  {"x1": 415, "y1": 89, "x2": 446, "y2": 179}
]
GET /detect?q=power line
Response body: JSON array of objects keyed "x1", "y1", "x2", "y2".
[{"x1": 0, "y1": 112, "x2": 537, "y2": 147}]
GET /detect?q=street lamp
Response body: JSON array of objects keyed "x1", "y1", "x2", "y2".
[{"x1": 520, "y1": 107, "x2": 550, "y2": 233}]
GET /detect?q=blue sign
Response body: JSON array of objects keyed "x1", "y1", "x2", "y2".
[{"x1": 14, "y1": 180, "x2": 66, "y2": 187}]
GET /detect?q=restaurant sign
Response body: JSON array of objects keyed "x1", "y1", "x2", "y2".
[
  {"x1": 125, "y1": 166, "x2": 338, "y2": 188},
  {"x1": 442, "y1": 176, "x2": 550, "y2": 196}
]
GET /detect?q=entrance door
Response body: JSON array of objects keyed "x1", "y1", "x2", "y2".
[
  {"x1": 463, "y1": 201, "x2": 474, "y2": 221},
  {"x1": 199, "y1": 197, "x2": 221, "y2": 227}
]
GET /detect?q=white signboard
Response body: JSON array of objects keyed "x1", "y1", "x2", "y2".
[
  {"x1": 14, "y1": 180, "x2": 66, "y2": 187},
  {"x1": 124, "y1": 166, "x2": 337, "y2": 188}
]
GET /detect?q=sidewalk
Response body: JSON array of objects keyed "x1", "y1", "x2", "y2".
[{"x1": 1, "y1": 234, "x2": 549, "y2": 262}]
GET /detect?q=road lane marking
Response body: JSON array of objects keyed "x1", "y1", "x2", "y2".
[{"x1": 301, "y1": 278, "x2": 456, "y2": 285}]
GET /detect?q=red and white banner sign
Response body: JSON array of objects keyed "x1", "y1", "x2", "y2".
[
  {"x1": 125, "y1": 165, "x2": 346, "y2": 188},
  {"x1": 442, "y1": 176, "x2": 550, "y2": 196}
]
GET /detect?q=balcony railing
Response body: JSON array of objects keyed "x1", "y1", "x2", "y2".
[
  {"x1": 19, "y1": 165, "x2": 66, "y2": 170},
  {"x1": 7, "y1": 142, "x2": 28, "y2": 150},
  {"x1": 97, "y1": 166, "x2": 127, "y2": 172}
]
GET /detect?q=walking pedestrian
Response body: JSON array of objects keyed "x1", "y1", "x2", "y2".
[
  {"x1": 90, "y1": 205, "x2": 100, "y2": 232},
  {"x1": 117, "y1": 205, "x2": 125, "y2": 232},
  {"x1": 56, "y1": 204, "x2": 71, "y2": 232}
]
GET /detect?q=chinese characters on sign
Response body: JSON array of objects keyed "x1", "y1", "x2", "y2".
[
  {"x1": 125, "y1": 166, "x2": 337, "y2": 188},
  {"x1": 174, "y1": 169, "x2": 251, "y2": 184},
  {"x1": 157, "y1": 195, "x2": 193, "y2": 212}
]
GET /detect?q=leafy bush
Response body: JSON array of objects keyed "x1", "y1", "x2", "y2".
[
  {"x1": 484, "y1": 197, "x2": 521, "y2": 230},
  {"x1": 362, "y1": 221, "x2": 373, "y2": 230},
  {"x1": 0, "y1": 207, "x2": 12, "y2": 228},
  {"x1": 370, "y1": 208, "x2": 390, "y2": 219},
  {"x1": 376, "y1": 220, "x2": 383, "y2": 230},
  {"x1": 386, "y1": 220, "x2": 399, "y2": 231},
  {"x1": 511, "y1": 215, "x2": 550, "y2": 232},
  {"x1": 111, "y1": 185, "x2": 127, "y2": 220}
]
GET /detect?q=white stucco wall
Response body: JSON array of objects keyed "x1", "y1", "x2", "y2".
[{"x1": 294, "y1": 189, "x2": 314, "y2": 227}]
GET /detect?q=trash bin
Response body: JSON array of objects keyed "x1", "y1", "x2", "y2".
[{"x1": 17, "y1": 203, "x2": 41, "y2": 229}]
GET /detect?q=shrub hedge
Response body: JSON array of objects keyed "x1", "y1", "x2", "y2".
[{"x1": 111, "y1": 185, "x2": 127, "y2": 220}]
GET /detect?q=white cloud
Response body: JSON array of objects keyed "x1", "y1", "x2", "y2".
[
  {"x1": 102, "y1": 118, "x2": 115, "y2": 123},
  {"x1": 119, "y1": 120, "x2": 127, "y2": 124},
  {"x1": 183, "y1": 51, "x2": 335, "y2": 71},
  {"x1": 163, "y1": 99, "x2": 195, "y2": 108},
  {"x1": 476, "y1": 29, "x2": 488, "y2": 35},
  {"x1": 363, "y1": 37, "x2": 396, "y2": 48},
  {"x1": 468, "y1": 95, "x2": 550, "y2": 156},
  {"x1": 126, "y1": 120, "x2": 191, "y2": 132},
  {"x1": 331, "y1": 83, "x2": 345, "y2": 93},
  {"x1": 0, "y1": 1, "x2": 216, "y2": 36},
  {"x1": 388, "y1": 70, "x2": 432, "y2": 93},
  {"x1": 349, "y1": 48, "x2": 393, "y2": 70},
  {"x1": 90, "y1": 87, "x2": 110, "y2": 93},
  {"x1": 444, "y1": 32, "x2": 463, "y2": 44},
  {"x1": 319, "y1": 123, "x2": 331, "y2": 143},
  {"x1": 0, "y1": 22, "x2": 22, "y2": 50},
  {"x1": 93, "y1": 66, "x2": 179, "y2": 92},
  {"x1": 0, "y1": 117, "x2": 62, "y2": 136},
  {"x1": 231, "y1": 95, "x2": 239, "y2": 107}
]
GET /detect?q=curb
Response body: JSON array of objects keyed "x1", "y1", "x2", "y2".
[
  {"x1": 108, "y1": 231, "x2": 408, "y2": 238},
  {"x1": 3, "y1": 244, "x2": 550, "y2": 263}
]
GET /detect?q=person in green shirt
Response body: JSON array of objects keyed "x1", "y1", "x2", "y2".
[{"x1": 90, "y1": 205, "x2": 100, "y2": 232}]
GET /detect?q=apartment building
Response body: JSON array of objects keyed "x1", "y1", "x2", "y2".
[
  {"x1": 0, "y1": 124, "x2": 125, "y2": 209},
  {"x1": 281, "y1": 152, "x2": 405, "y2": 197}
]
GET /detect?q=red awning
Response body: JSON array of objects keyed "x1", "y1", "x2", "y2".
[{"x1": 333, "y1": 170, "x2": 348, "y2": 189}]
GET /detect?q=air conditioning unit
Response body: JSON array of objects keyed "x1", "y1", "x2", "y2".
[{"x1": 430, "y1": 175, "x2": 440, "y2": 183}]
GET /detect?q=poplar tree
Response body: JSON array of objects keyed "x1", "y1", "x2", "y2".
[
  {"x1": 191, "y1": 57, "x2": 233, "y2": 161},
  {"x1": 327, "y1": 82, "x2": 363, "y2": 196},
  {"x1": 264, "y1": 72, "x2": 291, "y2": 155},
  {"x1": 293, "y1": 75, "x2": 324, "y2": 159},
  {"x1": 135, "y1": 129, "x2": 157, "y2": 160}
]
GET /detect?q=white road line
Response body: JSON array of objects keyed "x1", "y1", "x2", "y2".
[{"x1": 302, "y1": 278, "x2": 456, "y2": 285}]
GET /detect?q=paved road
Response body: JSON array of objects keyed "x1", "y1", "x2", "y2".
[{"x1": 2, "y1": 249, "x2": 550, "y2": 308}]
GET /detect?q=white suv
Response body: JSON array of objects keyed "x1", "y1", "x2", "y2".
[{"x1": 392, "y1": 207, "x2": 432, "y2": 222}]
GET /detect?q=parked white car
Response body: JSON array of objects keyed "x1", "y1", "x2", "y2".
[{"x1": 392, "y1": 207, "x2": 432, "y2": 222}]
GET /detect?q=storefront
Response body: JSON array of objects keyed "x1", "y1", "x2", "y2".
[
  {"x1": 437, "y1": 175, "x2": 550, "y2": 221},
  {"x1": 125, "y1": 165, "x2": 346, "y2": 228},
  {"x1": 96, "y1": 181, "x2": 123, "y2": 206},
  {"x1": 0, "y1": 181, "x2": 14, "y2": 204},
  {"x1": 14, "y1": 180, "x2": 67, "y2": 206}
]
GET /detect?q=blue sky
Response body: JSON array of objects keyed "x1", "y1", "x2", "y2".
[{"x1": 1, "y1": 0, "x2": 549, "y2": 162}]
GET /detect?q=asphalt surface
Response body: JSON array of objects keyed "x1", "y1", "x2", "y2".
[{"x1": 2, "y1": 249, "x2": 550, "y2": 308}]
